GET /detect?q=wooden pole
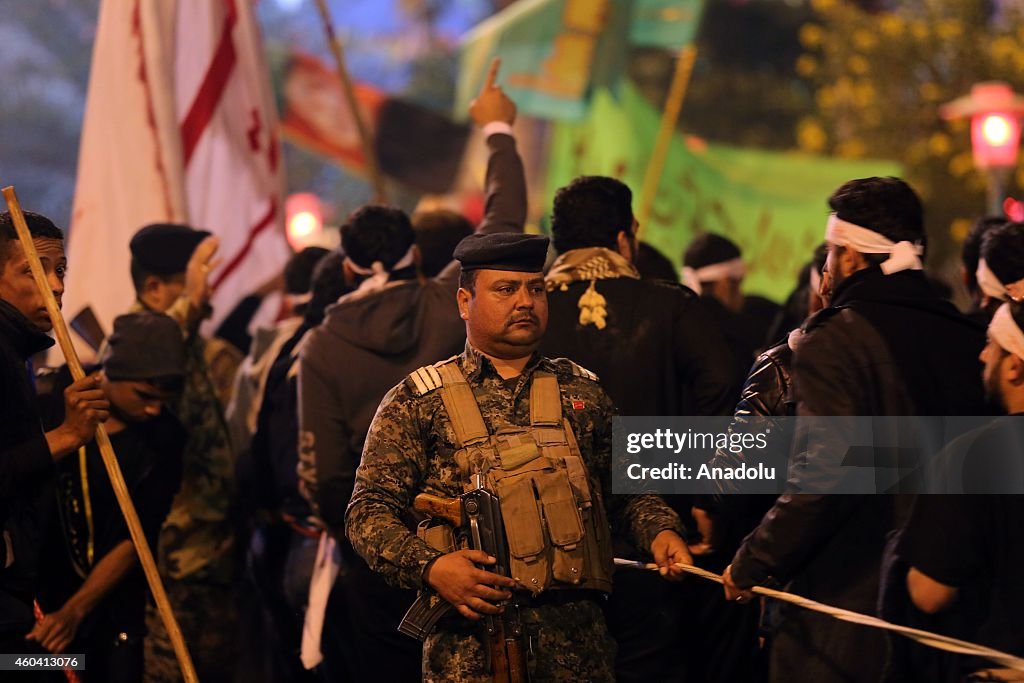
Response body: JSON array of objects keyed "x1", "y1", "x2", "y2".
[
  {"x1": 313, "y1": 0, "x2": 388, "y2": 203},
  {"x1": 2, "y1": 187, "x2": 199, "y2": 683},
  {"x1": 636, "y1": 45, "x2": 698, "y2": 240}
]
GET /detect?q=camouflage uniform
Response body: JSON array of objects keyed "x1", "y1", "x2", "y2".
[
  {"x1": 346, "y1": 343, "x2": 685, "y2": 682},
  {"x1": 129, "y1": 297, "x2": 242, "y2": 683}
]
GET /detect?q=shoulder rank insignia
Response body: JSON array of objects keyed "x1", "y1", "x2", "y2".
[
  {"x1": 556, "y1": 359, "x2": 599, "y2": 383},
  {"x1": 407, "y1": 364, "x2": 445, "y2": 396}
]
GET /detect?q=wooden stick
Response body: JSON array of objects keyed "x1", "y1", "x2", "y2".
[
  {"x1": 2, "y1": 187, "x2": 199, "y2": 683},
  {"x1": 313, "y1": 0, "x2": 388, "y2": 203},
  {"x1": 636, "y1": 45, "x2": 698, "y2": 240}
]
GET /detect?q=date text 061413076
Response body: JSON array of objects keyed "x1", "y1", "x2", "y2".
[{"x1": 0, "y1": 655, "x2": 85, "y2": 670}]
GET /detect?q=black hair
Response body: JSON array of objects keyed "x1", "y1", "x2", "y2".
[
  {"x1": 551, "y1": 176, "x2": 634, "y2": 254},
  {"x1": 458, "y1": 269, "x2": 478, "y2": 295},
  {"x1": 413, "y1": 210, "x2": 474, "y2": 278},
  {"x1": 683, "y1": 233, "x2": 742, "y2": 271},
  {"x1": 284, "y1": 246, "x2": 330, "y2": 295},
  {"x1": 828, "y1": 177, "x2": 927, "y2": 264},
  {"x1": 0, "y1": 210, "x2": 64, "y2": 268},
  {"x1": 340, "y1": 205, "x2": 415, "y2": 272},
  {"x1": 980, "y1": 222, "x2": 1024, "y2": 286},
  {"x1": 305, "y1": 251, "x2": 351, "y2": 326},
  {"x1": 963, "y1": 216, "x2": 1007, "y2": 294},
  {"x1": 635, "y1": 241, "x2": 679, "y2": 282}
]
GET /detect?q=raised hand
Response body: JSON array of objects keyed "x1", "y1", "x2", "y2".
[{"x1": 469, "y1": 58, "x2": 517, "y2": 127}]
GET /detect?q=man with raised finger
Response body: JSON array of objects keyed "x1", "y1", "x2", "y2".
[{"x1": 346, "y1": 232, "x2": 689, "y2": 681}]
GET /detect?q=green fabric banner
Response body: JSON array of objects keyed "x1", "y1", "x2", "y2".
[
  {"x1": 456, "y1": 0, "x2": 703, "y2": 121},
  {"x1": 629, "y1": 0, "x2": 705, "y2": 48},
  {"x1": 545, "y1": 83, "x2": 904, "y2": 301}
]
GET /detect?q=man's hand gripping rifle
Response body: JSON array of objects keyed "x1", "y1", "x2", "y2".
[{"x1": 400, "y1": 473, "x2": 527, "y2": 682}]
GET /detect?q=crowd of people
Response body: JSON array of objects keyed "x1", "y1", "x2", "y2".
[{"x1": 2, "y1": 67, "x2": 1023, "y2": 683}]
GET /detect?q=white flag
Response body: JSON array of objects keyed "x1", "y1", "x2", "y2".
[{"x1": 66, "y1": 0, "x2": 288, "y2": 341}]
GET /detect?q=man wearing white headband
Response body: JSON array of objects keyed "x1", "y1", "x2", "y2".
[
  {"x1": 724, "y1": 177, "x2": 990, "y2": 683},
  {"x1": 683, "y1": 232, "x2": 782, "y2": 369},
  {"x1": 295, "y1": 62, "x2": 526, "y2": 680},
  {"x1": 894, "y1": 302, "x2": 1024, "y2": 679},
  {"x1": 975, "y1": 221, "x2": 1024, "y2": 318},
  {"x1": 960, "y1": 216, "x2": 1006, "y2": 324}
]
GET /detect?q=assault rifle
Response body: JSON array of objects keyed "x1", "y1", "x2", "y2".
[{"x1": 399, "y1": 474, "x2": 527, "y2": 683}]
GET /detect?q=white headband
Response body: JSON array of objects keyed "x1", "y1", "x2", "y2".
[
  {"x1": 344, "y1": 244, "x2": 416, "y2": 293},
  {"x1": 976, "y1": 258, "x2": 1024, "y2": 302},
  {"x1": 990, "y1": 302, "x2": 1024, "y2": 361},
  {"x1": 681, "y1": 257, "x2": 746, "y2": 295},
  {"x1": 825, "y1": 214, "x2": 923, "y2": 275}
]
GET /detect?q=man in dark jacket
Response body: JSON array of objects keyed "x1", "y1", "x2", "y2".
[
  {"x1": 297, "y1": 67, "x2": 525, "y2": 681},
  {"x1": 724, "y1": 177, "x2": 990, "y2": 682},
  {"x1": 0, "y1": 210, "x2": 108, "y2": 653},
  {"x1": 539, "y1": 176, "x2": 741, "y2": 681},
  {"x1": 975, "y1": 221, "x2": 1024, "y2": 319}
]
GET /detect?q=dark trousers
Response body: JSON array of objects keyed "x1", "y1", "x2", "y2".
[
  {"x1": 318, "y1": 545, "x2": 420, "y2": 683},
  {"x1": 603, "y1": 550, "x2": 763, "y2": 683}
]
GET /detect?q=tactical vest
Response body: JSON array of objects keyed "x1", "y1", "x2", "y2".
[{"x1": 414, "y1": 359, "x2": 614, "y2": 595}]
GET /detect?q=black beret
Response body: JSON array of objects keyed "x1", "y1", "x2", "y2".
[
  {"x1": 102, "y1": 312, "x2": 186, "y2": 381},
  {"x1": 130, "y1": 223, "x2": 210, "y2": 276},
  {"x1": 453, "y1": 233, "x2": 550, "y2": 273}
]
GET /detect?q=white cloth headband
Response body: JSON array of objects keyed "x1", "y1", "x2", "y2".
[
  {"x1": 990, "y1": 302, "x2": 1024, "y2": 361},
  {"x1": 824, "y1": 214, "x2": 923, "y2": 275},
  {"x1": 681, "y1": 258, "x2": 746, "y2": 295},
  {"x1": 976, "y1": 258, "x2": 1024, "y2": 302},
  {"x1": 344, "y1": 244, "x2": 416, "y2": 294}
]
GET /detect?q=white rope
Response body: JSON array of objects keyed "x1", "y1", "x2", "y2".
[{"x1": 614, "y1": 558, "x2": 1024, "y2": 672}]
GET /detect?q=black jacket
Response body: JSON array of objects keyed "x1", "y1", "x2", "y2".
[
  {"x1": 0, "y1": 299, "x2": 55, "y2": 632},
  {"x1": 699, "y1": 340, "x2": 793, "y2": 548},
  {"x1": 730, "y1": 267, "x2": 989, "y2": 683},
  {"x1": 541, "y1": 278, "x2": 740, "y2": 418}
]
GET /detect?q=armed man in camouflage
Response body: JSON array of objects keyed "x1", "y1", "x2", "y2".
[
  {"x1": 346, "y1": 232, "x2": 691, "y2": 681},
  {"x1": 123, "y1": 224, "x2": 242, "y2": 683}
]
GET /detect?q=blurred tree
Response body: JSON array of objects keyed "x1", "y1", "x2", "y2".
[
  {"x1": 630, "y1": 0, "x2": 814, "y2": 150},
  {"x1": 796, "y1": 0, "x2": 1024, "y2": 268}
]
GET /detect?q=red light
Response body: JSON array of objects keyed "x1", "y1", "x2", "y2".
[
  {"x1": 1004, "y1": 197, "x2": 1024, "y2": 222},
  {"x1": 971, "y1": 111, "x2": 1021, "y2": 168},
  {"x1": 285, "y1": 193, "x2": 323, "y2": 250}
]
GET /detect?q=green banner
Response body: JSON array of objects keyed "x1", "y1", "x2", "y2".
[
  {"x1": 629, "y1": 0, "x2": 705, "y2": 48},
  {"x1": 457, "y1": 0, "x2": 691, "y2": 121},
  {"x1": 545, "y1": 83, "x2": 903, "y2": 301}
]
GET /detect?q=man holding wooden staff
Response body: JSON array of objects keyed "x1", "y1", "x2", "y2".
[{"x1": 0, "y1": 210, "x2": 109, "y2": 655}]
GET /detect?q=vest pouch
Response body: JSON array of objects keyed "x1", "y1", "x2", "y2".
[
  {"x1": 534, "y1": 469, "x2": 586, "y2": 585},
  {"x1": 563, "y1": 423, "x2": 614, "y2": 590},
  {"x1": 493, "y1": 428, "x2": 543, "y2": 472},
  {"x1": 494, "y1": 474, "x2": 550, "y2": 593},
  {"x1": 417, "y1": 519, "x2": 456, "y2": 554}
]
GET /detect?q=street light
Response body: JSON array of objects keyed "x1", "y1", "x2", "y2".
[
  {"x1": 285, "y1": 192, "x2": 324, "y2": 250},
  {"x1": 941, "y1": 81, "x2": 1024, "y2": 215}
]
